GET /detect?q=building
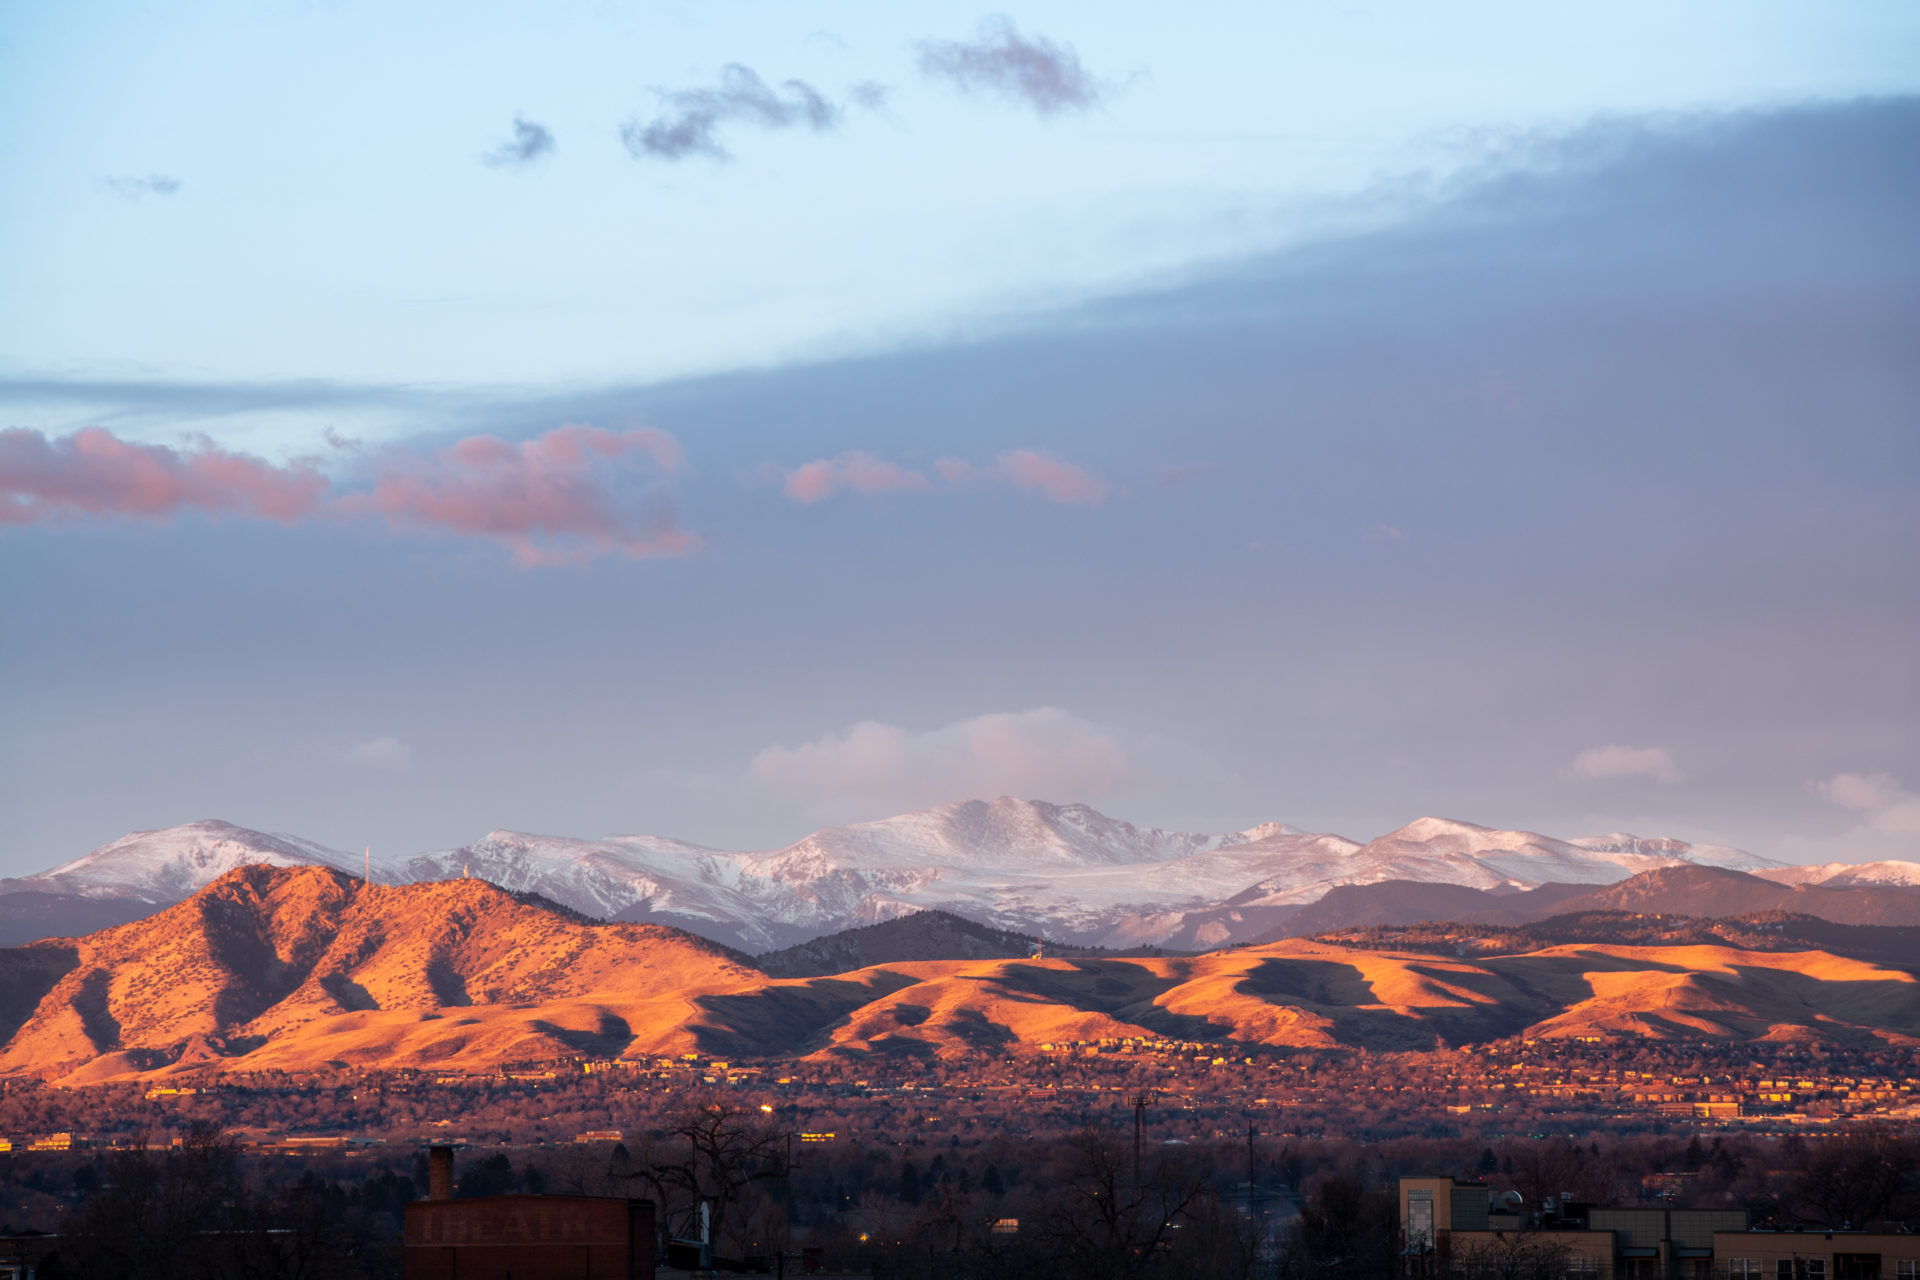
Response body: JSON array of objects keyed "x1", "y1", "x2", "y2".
[
  {"x1": 404, "y1": 1146, "x2": 656, "y2": 1279},
  {"x1": 1399, "y1": 1177, "x2": 1920, "y2": 1280}
]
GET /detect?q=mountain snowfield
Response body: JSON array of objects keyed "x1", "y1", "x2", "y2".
[{"x1": 8, "y1": 798, "x2": 1837, "y2": 950}]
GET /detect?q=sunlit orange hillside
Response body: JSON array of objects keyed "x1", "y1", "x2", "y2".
[
  {"x1": 0, "y1": 865, "x2": 1914, "y2": 1083},
  {"x1": 0, "y1": 865, "x2": 764, "y2": 1083}
]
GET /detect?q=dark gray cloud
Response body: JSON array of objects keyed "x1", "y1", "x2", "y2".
[
  {"x1": 622, "y1": 64, "x2": 843, "y2": 161},
  {"x1": 485, "y1": 116, "x2": 555, "y2": 168},
  {"x1": 102, "y1": 174, "x2": 181, "y2": 199},
  {"x1": 917, "y1": 16, "x2": 1106, "y2": 116}
]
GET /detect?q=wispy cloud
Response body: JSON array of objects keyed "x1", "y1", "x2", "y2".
[
  {"x1": 347, "y1": 737, "x2": 413, "y2": 772},
  {"x1": 752, "y1": 708, "x2": 1131, "y2": 811},
  {"x1": 782, "y1": 448, "x2": 1109, "y2": 506},
  {"x1": 1815, "y1": 772, "x2": 1920, "y2": 836},
  {"x1": 936, "y1": 449, "x2": 1110, "y2": 504},
  {"x1": 848, "y1": 81, "x2": 892, "y2": 113},
  {"x1": 102, "y1": 174, "x2": 181, "y2": 199},
  {"x1": 2, "y1": 423, "x2": 692, "y2": 566},
  {"x1": 917, "y1": 16, "x2": 1109, "y2": 117},
  {"x1": 0, "y1": 426, "x2": 327, "y2": 525},
  {"x1": 784, "y1": 451, "x2": 930, "y2": 503},
  {"x1": 1570, "y1": 744, "x2": 1685, "y2": 784},
  {"x1": 485, "y1": 116, "x2": 556, "y2": 168},
  {"x1": 622, "y1": 64, "x2": 842, "y2": 161}
]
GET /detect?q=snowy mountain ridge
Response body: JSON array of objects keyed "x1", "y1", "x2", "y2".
[{"x1": 14, "y1": 798, "x2": 1817, "y2": 950}]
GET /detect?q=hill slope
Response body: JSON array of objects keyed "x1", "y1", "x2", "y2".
[{"x1": 0, "y1": 866, "x2": 1915, "y2": 1081}]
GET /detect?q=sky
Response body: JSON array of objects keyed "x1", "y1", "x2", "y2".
[{"x1": 2, "y1": 2, "x2": 1917, "y2": 870}]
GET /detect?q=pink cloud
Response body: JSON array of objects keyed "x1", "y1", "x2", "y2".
[
  {"x1": 783, "y1": 452, "x2": 930, "y2": 503},
  {"x1": 990, "y1": 449, "x2": 1109, "y2": 505},
  {"x1": 346, "y1": 423, "x2": 692, "y2": 566},
  {"x1": 3, "y1": 423, "x2": 693, "y2": 567},
  {"x1": 0, "y1": 426, "x2": 327, "y2": 525},
  {"x1": 790, "y1": 448, "x2": 1109, "y2": 506}
]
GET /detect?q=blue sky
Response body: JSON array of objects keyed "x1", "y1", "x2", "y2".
[{"x1": 2, "y1": 3, "x2": 1917, "y2": 867}]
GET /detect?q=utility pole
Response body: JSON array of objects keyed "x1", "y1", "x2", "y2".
[
  {"x1": 779, "y1": 1130, "x2": 795, "y2": 1280},
  {"x1": 1247, "y1": 1117, "x2": 1256, "y2": 1215},
  {"x1": 1128, "y1": 1093, "x2": 1153, "y2": 1195}
]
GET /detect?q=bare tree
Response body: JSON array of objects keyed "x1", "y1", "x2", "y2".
[
  {"x1": 1782, "y1": 1127, "x2": 1917, "y2": 1229},
  {"x1": 1030, "y1": 1128, "x2": 1215, "y2": 1280},
  {"x1": 613, "y1": 1099, "x2": 786, "y2": 1256}
]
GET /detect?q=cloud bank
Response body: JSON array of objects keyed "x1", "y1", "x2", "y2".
[
  {"x1": 2, "y1": 423, "x2": 690, "y2": 566},
  {"x1": 918, "y1": 16, "x2": 1108, "y2": 117},
  {"x1": 485, "y1": 116, "x2": 556, "y2": 168},
  {"x1": 622, "y1": 64, "x2": 842, "y2": 161},
  {"x1": 1570, "y1": 744, "x2": 1685, "y2": 784},
  {"x1": 784, "y1": 448, "x2": 1108, "y2": 506}
]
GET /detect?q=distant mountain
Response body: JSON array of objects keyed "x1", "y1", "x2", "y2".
[
  {"x1": 0, "y1": 892, "x2": 157, "y2": 948},
  {"x1": 1260, "y1": 866, "x2": 1920, "y2": 942},
  {"x1": 1332, "y1": 910, "x2": 1920, "y2": 973},
  {"x1": 1257, "y1": 880, "x2": 1592, "y2": 940},
  {"x1": 2, "y1": 865, "x2": 1916, "y2": 1081},
  {"x1": 12, "y1": 800, "x2": 1872, "y2": 952},
  {"x1": 1539, "y1": 865, "x2": 1920, "y2": 926},
  {"x1": 14, "y1": 820, "x2": 365, "y2": 903},
  {"x1": 756, "y1": 910, "x2": 1042, "y2": 978},
  {"x1": 1756, "y1": 860, "x2": 1920, "y2": 888}
]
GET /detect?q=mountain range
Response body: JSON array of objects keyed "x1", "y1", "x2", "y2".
[
  {"x1": 6, "y1": 798, "x2": 1916, "y2": 951},
  {"x1": 3, "y1": 864, "x2": 1917, "y2": 1084}
]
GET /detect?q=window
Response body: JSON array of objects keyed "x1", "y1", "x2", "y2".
[
  {"x1": 1567, "y1": 1258, "x2": 1600, "y2": 1277},
  {"x1": 1780, "y1": 1262, "x2": 1797, "y2": 1280},
  {"x1": 1729, "y1": 1261, "x2": 1762, "y2": 1279},
  {"x1": 1808, "y1": 1261, "x2": 1827, "y2": 1280},
  {"x1": 1895, "y1": 1263, "x2": 1918, "y2": 1280},
  {"x1": 1408, "y1": 1192, "x2": 1435, "y2": 1250}
]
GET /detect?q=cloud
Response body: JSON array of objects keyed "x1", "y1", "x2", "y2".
[
  {"x1": 752, "y1": 708, "x2": 1131, "y2": 810},
  {"x1": 485, "y1": 116, "x2": 556, "y2": 168},
  {"x1": 622, "y1": 64, "x2": 842, "y2": 161},
  {"x1": 1153, "y1": 463, "x2": 1218, "y2": 491},
  {"x1": 784, "y1": 451, "x2": 930, "y2": 503},
  {"x1": 917, "y1": 16, "x2": 1108, "y2": 117},
  {"x1": 1815, "y1": 773, "x2": 1920, "y2": 835},
  {"x1": 0, "y1": 426, "x2": 328, "y2": 525},
  {"x1": 848, "y1": 81, "x2": 892, "y2": 112},
  {"x1": 103, "y1": 174, "x2": 181, "y2": 198},
  {"x1": 1570, "y1": 744, "x2": 1686, "y2": 784},
  {"x1": 782, "y1": 448, "x2": 1108, "y2": 506},
  {"x1": 347, "y1": 737, "x2": 413, "y2": 772},
  {"x1": 3, "y1": 422, "x2": 692, "y2": 566},
  {"x1": 343, "y1": 423, "x2": 691, "y2": 566}
]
